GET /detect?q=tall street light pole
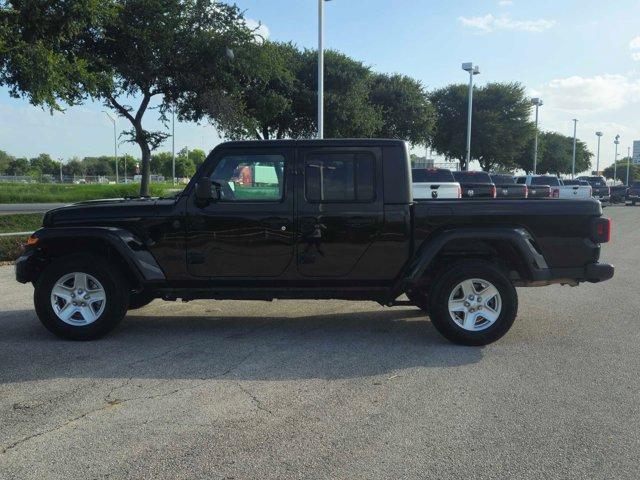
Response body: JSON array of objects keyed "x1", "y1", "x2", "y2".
[
  {"x1": 531, "y1": 98, "x2": 543, "y2": 174},
  {"x1": 172, "y1": 106, "x2": 176, "y2": 186},
  {"x1": 462, "y1": 62, "x2": 480, "y2": 171},
  {"x1": 318, "y1": 0, "x2": 332, "y2": 139},
  {"x1": 614, "y1": 135, "x2": 620, "y2": 183},
  {"x1": 571, "y1": 119, "x2": 578, "y2": 178},
  {"x1": 595, "y1": 131, "x2": 603, "y2": 174},
  {"x1": 626, "y1": 146, "x2": 631, "y2": 186},
  {"x1": 102, "y1": 111, "x2": 118, "y2": 183}
]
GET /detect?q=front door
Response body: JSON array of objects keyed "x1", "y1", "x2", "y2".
[
  {"x1": 186, "y1": 148, "x2": 295, "y2": 277},
  {"x1": 296, "y1": 147, "x2": 383, "y2": 277}
]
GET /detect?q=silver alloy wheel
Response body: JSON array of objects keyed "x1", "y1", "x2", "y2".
[
  {"x1": 50, "y1": 272, "x2": 106, "y2": 326},
  {"x1": 447, "y1": 278, "x2": 501, "y2": 332}
]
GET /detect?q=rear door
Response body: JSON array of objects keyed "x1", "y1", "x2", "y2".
[{"x1": 296, "y1": 146, "x2": 383, "y2": 277}]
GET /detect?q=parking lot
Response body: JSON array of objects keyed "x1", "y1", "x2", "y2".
[{"x1": 0, "y1": 205, "x2": 638, "y2": 479}]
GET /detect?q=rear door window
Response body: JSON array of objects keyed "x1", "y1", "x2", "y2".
[{"x1": 305, "y1": 153, "x2": 375, "y2": 202}]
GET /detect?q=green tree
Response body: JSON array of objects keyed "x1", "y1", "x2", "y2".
[
  {"x1": 82, "y1": 156, "x2": 114, "y2": 176},
  {"x1": 603, "y1": 158, "x2": 639, "y2": 184},
  {"x1": 150, "y1": 152, "x2": 172, "y2": 177},
  {"x1": 369, "y1": 73, "x2": 434, "y2": 146},
  {"x1": 189, "y1": 149, "x2": 206, "y2": 169},
  {"x1": 0, "y1": 150, "x2": 13, "y2": 173},
  {"x1": 429, "y1": 82, "x2": 534, "y2": 171},
  {"x1": 515, "y1": 131, "x2": 592, "y2": 175},
  {"x1": 7, "y1": 157, "x2": 29, "y2": 175},
  {"x1": 1, "y1": 0, "x2": 252, "y2": 196},
  {"x1": 29, "y1": 153, "x2": 58, "y2": 175},
  {"x1": 63, "y1": 158, "x2": 85, "y2": 177}
]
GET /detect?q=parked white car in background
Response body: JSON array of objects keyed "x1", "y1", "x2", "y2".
[
  {"x1": 412, "y1": 168, "x2": 461, "y2": 200},
  {"x1": 517, "y1": 175, "x2": 592, "y2": 199}
]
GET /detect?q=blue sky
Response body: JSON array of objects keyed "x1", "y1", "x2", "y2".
[{"x1": 1, "y1": 0, "x2": 639, "y2": 169}]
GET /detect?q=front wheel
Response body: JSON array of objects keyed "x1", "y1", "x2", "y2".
[
  {"x1": 428, "y1": 260, "x2": 518, "y2": 346},
  {"x1": 34, "y1": 254, "x2": 129, "y2": 340}
]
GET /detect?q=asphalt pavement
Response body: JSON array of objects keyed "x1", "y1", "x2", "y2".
[
  {"x1": 1, "y1": 205, "x2": 639, "y2": 479},
  {"x1": 0, "y1": 203, "x2": 67, "y2": 215}
]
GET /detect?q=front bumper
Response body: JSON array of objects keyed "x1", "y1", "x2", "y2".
[{"x1": 15, "y1": 250, "x2": 42, "y2": 284}]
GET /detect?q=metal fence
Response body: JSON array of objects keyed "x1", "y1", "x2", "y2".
[
  {"x1": 412, "y1": 161, "x2": 460, "y2": 171},
  {"x1": 0, "y1": 174, "x2": 165, "y2": 184}
]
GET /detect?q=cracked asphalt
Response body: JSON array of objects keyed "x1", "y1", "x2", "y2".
[{"x1": 1, "y1": 206, "x2": 639, "y2": 479}]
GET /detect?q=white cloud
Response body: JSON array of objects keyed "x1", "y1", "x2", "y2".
[
  {"x1": 540, "y1": 74, "x2": 640, "y2": 112},
  {"x1": 498, "y1": 0, "x2": 514, "y2": 6},
  {"x1": 632, "y1": 52, "x2": 640, "y2": 62},
  {"x1": 630, "y1": 36, "x2": 640, "y2": 50},
  {"x1": 245, "y1": 19, "x2": 270, "y2": 42},
  {"x1": 459, "y1": 14, "x2": 555, "y2": 33}
]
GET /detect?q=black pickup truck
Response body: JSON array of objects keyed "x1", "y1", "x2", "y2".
[
  {"x1": 490, "y1": 174, "x2": 528, "y2": 199},
  {"x1": 452, "y1": 171, "x2": 496, "y2": 198},
  {"x1": 16, "y1": 139, "x2": 613, "y2": 346}
]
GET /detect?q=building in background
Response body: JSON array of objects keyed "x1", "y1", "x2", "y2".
[{"x1": 633, "y1": 140, "x2": 640, "y2": 165}]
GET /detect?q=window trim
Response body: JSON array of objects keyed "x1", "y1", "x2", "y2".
[{"x1": 303, "y1": 151, "x2": 377, "y2": 204}]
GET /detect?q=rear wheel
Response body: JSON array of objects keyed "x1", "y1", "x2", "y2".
[
  {"x1": 34, "y1": 254, "x2": 129, "y2": 340},
  {"x1": 428, "y1": 260, "x2": 518, "y2": 346}
]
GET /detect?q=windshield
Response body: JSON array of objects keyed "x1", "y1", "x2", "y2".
[
  {"x1": 452, "y1": 171, "x2": 492, "y2": 184},
  {"x1": 412, "y1": 169, "x2": 455, "y2": 183},
  {"x1": 532, "y1": 176, "x2": 560, "y2": 186}
]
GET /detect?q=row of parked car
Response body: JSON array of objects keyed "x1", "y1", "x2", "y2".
[{"x1": 412, "y1": 168, "x2": 618, "y2": 202}]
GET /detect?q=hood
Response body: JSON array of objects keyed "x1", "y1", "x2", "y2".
[{"x1": 43, "y1": 197, "x2": 169, "y2": 227}]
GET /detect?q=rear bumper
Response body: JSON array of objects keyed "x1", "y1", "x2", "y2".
[{"x1": 519, "y1": 262, "x2": 614, "y2": 286}]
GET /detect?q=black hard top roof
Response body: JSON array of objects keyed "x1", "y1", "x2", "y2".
[{"x1": 215, "y1": 139, "x2": 407, "y2": 149}]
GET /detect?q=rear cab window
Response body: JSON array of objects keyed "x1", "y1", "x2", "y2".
[
  {"x1": 532, "y1": 176, "x2": 560, "y2": 186},
  {"x1": 412, "y1": 169, "x2": 455, "y2": 183},
  {"x1": 490, "y1": 174, "x2": 516, "y2": 184},
  {"x1": 453, "y1": 171, "x2": 493, "y2": 184}
]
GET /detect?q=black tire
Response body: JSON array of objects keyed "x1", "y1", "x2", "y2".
[
  {"x1": 428, "y1": 260, "x2": 518, "y2": 346},
  {"x1": 128, "y1": 290, "x2": 156, "y2": 310},
  {"x1": 406, "y1": 289, "x2": 429, "y2": 313},
  {"x1": 34, "y1": 254, "x2": 129, "y2": 340}
]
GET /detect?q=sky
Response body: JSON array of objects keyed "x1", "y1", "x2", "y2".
[{"x1": 1, "y1": 0, "x2": 639, "y2": 171}]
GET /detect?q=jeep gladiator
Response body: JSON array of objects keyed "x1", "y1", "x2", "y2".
[{"x1": 16, "y1": 139, "x2": 614, "y2": 345}]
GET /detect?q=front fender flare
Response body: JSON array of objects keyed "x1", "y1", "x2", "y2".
[{"x1": 30, "y1": 227, "x2": 165, "y2": 282}]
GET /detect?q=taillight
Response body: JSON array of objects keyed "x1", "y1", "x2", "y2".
[
  {"x1": 490, "y1": 185, "x2": 496, "y2": 198},
  {"x1": 457, "y1": 186, "x2": 462, "y2": 198},
  {"x1": 524, "y1": 186, "x2": 528, "y2": 198},
  {"x1": 591, "y1": 218, "x2": 611, "y2": 243}
]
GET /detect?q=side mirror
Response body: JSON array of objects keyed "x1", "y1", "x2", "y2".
[{"x1": 195, "y1": 177, "x2": 213, "y2": 203}]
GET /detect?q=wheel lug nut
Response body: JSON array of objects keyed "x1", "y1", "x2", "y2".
[
  {"x1": 477, "y1": 297, "x2": 482, "y2": 302},
  {"x1": 464, "y1": 301, "x2": 470, "y2": 307}
]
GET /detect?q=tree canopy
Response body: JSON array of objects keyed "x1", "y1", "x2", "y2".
[
  {"x1": 603, "y1": 158, "x2": 639, "y2": 184},
  {"x1": 429, "y1": 82, "x2": 534, "y2": 171},
  {"x1": 1, "y1": 0, "x2": 252, "y2": 195},
  {"x1": 514, "y1": 131, "x2": 592, "y2": 175}
]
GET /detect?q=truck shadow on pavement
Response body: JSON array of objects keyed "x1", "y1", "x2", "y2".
[{"x1": 1, "y1": 307, "x2": 483, "y2": 384}]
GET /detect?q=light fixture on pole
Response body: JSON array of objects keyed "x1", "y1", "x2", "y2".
[
  {"x1": 318, "y1": 0, "x2": 332, "y2": 139},
  {"x1": 102, "y1": 111, "x2": 118, "y2": 183},
  {"x1": 462, "y1": 62, "x2": 480, "y2": 171},
  {"x1": 613, "y1": 135, "x2": 620, "y2": 183},
  {"x1": 595, "y1": 131, "x2": 603, "y2": 174},
  {"x1": 531, "y1": 98, "x2": 543, "y2": 174},
  {"x1": 626, "y1": 146, "x2": 631, "y2": 186},
  {"x1": 571, "y1": 119, "x2": 578, "y2": 178}
]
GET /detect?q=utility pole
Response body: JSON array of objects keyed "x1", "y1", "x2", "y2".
[
  {"x1": 462, "y1": 62, "x2": 480, "y2": 171},
  {"x1": 571, "y1": 119, "x2": 578, "y2": 178},
  {"x1": 172, "y1": 106, "x2": 176, "y2": 186},
  {"x1": 595, "y1": 131, "x2": 603, "y2": 173},
  {"x1": 626, "y1": 146, "x2": 631, "y2": 186},
  {"x1": 102, "y1": 111, "x2": 118, "y2": 183},
  {"x1": 614, "y1": 135, "x2": 620, "y2": 183},
  {"x1": 531, "y1": 98, "x2": 543, "y2": 174}
]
